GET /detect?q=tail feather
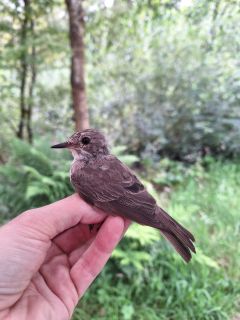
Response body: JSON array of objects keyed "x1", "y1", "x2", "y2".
[
  {"x1": 156, "y1": 207, "x2": 196, "y2": 263},
  {"x1": 159, "y1": 207, "x2": 195, "y2": 242},
  {"x1": 161, "y1": 230, "x2": 192, "y2": 263}
]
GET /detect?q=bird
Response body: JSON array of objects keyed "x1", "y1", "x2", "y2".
[{"x1": 51, "y1": 129, "x2": 195, "y2": 262}]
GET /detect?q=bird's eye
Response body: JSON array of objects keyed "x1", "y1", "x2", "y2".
[{"x1": 81, "y1": 136, "x2": 91, "y2": 145}]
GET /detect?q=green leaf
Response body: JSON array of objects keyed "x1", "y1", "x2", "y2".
[{"x1": 121, "y1": 304, "x2": 135, "y2": 320}]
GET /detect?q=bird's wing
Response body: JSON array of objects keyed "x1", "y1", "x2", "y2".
[
  {"x1": 71, "y1": 155, "x2": 196, "y2": 263},
  {"x1": 71, "y1": 155, "x2": 157, "y2": 222}
]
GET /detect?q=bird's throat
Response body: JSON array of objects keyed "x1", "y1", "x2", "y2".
[
  {"x1": 71, "y1": 149, "x2": 80, "y2": 160},
  {"x1": 70, "y1": 149, "x2": 93, "y2": 162}
]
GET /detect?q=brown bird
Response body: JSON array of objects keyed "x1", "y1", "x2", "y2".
[{"x1": 51, "y1": 129, "x2": 195, "y2": 262}]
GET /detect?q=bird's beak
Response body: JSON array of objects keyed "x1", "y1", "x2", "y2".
[{"x1": 51, "y1": 141, "x2": 70, "y2": 149}]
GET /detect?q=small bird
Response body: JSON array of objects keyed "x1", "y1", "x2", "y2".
[{"x1": 51, "y1": 129, "x2": 195, "y2": 262}]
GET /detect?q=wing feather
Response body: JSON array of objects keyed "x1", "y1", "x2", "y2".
[
  {"x1": 70, "y1": 155, "x2": 157, "y2": 219},
  {"x1": 70, "y1": 154, "x2": 196, "y2": 262}
]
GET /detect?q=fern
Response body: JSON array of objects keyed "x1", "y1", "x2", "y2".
[
  {"x1": 0, "y1": 138, "x2": 73, "y2": 218},
  {"x1": 0, "y1": 140, "x2": 140, "y2": 218}
]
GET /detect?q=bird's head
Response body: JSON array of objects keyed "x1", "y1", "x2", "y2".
[{"x1": 51, "y1": 129, "x2": 109, "y2": 159}]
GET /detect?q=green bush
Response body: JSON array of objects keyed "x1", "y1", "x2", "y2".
[{"x1": 87, "y1": 1, "x2": 240, "y2": 160}]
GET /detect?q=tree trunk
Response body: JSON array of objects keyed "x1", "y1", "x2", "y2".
[
  {"x1": 17, "y1": 0, "x2": 36, "y2": 143},
  {"x1": 17, "y1": 0, "x2": 29, "y2": 140},
  {"x1": 26, "y1": 19, "x2": 36, "y2": 144},
  {"x1": 65, "y1": 0, "x2": 89, "y2": 131}
]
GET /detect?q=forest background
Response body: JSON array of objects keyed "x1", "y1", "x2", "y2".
[{"x1": 0, "y1": 0, "x2": 240, "y2": 319}]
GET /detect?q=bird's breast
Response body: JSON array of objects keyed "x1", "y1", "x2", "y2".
[{"x1": 70, "y1": 160, "x2": 85, "y2": 186}]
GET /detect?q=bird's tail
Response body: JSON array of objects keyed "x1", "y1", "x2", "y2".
[{"x1": 156, "y1": 207, "x2": 196, "y2": 263}]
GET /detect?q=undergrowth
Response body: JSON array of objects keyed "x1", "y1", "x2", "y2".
[{"x1": 0, "y1": 140, "x2": 239, "y2": 319}]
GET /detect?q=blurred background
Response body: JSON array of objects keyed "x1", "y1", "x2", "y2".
[{"x1": 0, "y1": 0, "x2": 240, "y2": 319}]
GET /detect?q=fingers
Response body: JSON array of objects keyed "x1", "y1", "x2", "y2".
[
  {"x1": 70, "y1": 216, "x2": 130, "y2": 298},
  {"x1": 52, "y1": 223, "x2": 101, "y2": 254},
  {"x1": 68, "y1": 238, "x2": 95, "y2": 266},
  {"x1": 11, "y1": 194, "x2": 107, "y2": 240}
]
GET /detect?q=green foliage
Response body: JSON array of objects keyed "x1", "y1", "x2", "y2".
[
  {"x1": 112, "y1": 145, "x2": 139, "y2": 166},
  {"x1": 1, "y1": 140, "x2": 240, "y2": 319},
  {"x1": 86, "y1": 0, "x2": 240, "y2": 160},
  {"x1": 72, "y1": 160, "x2": 240, "y2": 320},
  {"x1": 149, "y1": 158, "x2": 187, "y2": 186},
  {"x1": 1, "y1": 0, "x2": 240, "y2": 160},
  {"x1": 113, "y1": 224, "x2": 160, "y2": 273},
  {"x1": 1, "y1": 1, "x2": 240, "y2": 318},
  {"x1": 0, "y1": 138, "x2": 73, "y2": 219}
]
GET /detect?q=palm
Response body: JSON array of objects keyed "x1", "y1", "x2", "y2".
[
  {"x1": 12, "y1": 224, "x2": 98, "y2": 320},
  {"x1": 0, "y1": 195, "x2": 129, "y2": 320}
]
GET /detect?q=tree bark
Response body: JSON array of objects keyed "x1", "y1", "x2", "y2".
[
  {"x1": 26, "y1": 19, "x2": 36, "y2": 144},
  {"x1": 65, "y1": 0, "x2": 89, "y2": 131},
  {"x1": 17, "y1": 0, "x2": 29, "y2": 140},
  {"x1": 17, "y1": 0, "x2": 36, "y2": 143}
]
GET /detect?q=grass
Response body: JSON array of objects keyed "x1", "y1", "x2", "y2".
[
  {"x1": 1, "y1": 155, "x2": 239, "y2": 319},
  {"x1": 73, "y1": 160, "x2": 240, "y2": 320}
]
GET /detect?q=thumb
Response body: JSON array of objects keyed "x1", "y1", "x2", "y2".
[{"x1": 10, "y1": 194, "x2": 107, "y2": 240}]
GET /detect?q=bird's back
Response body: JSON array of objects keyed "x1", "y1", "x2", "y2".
[{"x1": 70, "y1": 154, "x2": 195, "y2": 262}]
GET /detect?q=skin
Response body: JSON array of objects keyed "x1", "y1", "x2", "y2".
[{"x1": 0, "y1": 194, "x2": 130, "y2": 320}]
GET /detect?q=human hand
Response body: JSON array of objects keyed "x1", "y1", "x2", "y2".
[{"x1": 0, "y1": 194, "x2": 130, "y2": 320}]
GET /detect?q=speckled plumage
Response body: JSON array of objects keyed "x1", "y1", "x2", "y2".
[{"x1": 52, "y1": 129, "x2": 196, "y2": 262}]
